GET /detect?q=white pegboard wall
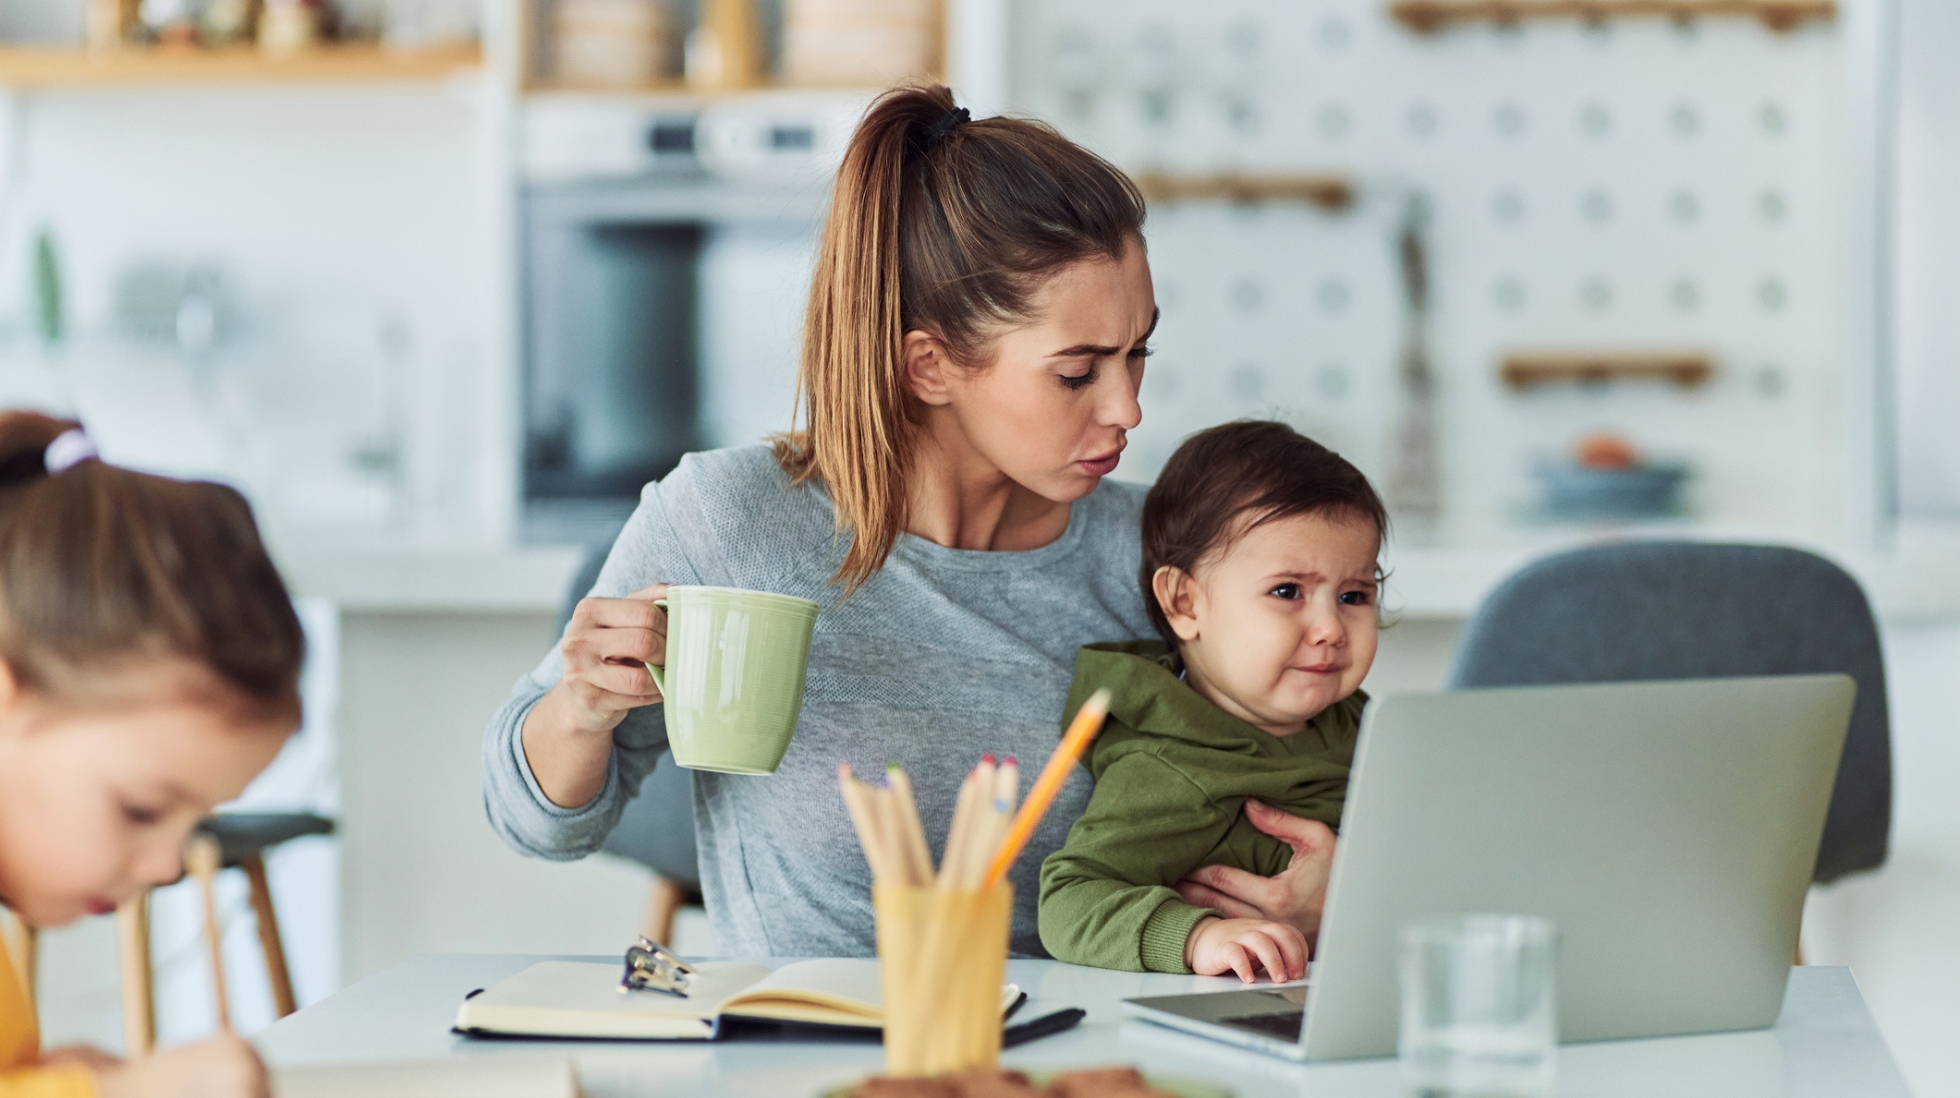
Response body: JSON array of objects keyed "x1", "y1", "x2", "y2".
[{"x1": 1009, "y1": 0, "x2": 1849, "y2": 541}]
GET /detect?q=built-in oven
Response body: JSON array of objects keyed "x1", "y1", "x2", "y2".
[{"x1": 517, "y1": 93, "x2": 866, "y2": 542}]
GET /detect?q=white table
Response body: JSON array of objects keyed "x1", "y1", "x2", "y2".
[{"x1": 256, "y1": 955, "x2": 1912, "y2": 1098}]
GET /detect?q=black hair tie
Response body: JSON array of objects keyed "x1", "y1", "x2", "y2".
[
  {"x1": 923, "y1": 106, "x2": 970, "y2": 149},
  {"x1": 0, "y1": 449, "x2": 43, "y2": 487}
]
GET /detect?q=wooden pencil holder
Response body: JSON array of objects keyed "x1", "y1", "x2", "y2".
[{"x1": 873, "y1": 883, "x2": 1013, "y2": 1078}]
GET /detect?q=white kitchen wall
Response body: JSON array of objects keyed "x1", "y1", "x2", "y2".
[
  {"x1": 697, "y1": 222, "x2": 814, "y2": 450},
  {"x1": 0, "y1": 78, "x2": 511, "y2": 541},
  {"x1": 1892, "y1": 0, "x2": 1960, "y2": 517},
  {"x1": 1011, "y1": 0, "x2": 1852, "y2": 543}
]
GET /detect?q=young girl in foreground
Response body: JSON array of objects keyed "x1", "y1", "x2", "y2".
[
  {"x1": 1039, "y1": 420, "x2": 1384, "y2": 983},
  {"x1": 0, "y1": 412, "x2": 306, "y2": 1098}
]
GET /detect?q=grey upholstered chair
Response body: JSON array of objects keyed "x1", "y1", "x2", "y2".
[
  {"x1": 1447, "y1": 542, "x2": 1891, "y2": 884},
  {"x1": 559, "y1": 547, "x2": 702, "y2": 942}
]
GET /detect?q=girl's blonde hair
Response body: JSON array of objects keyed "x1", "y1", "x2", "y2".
[
  {"x1": 0, "y1": 411, "x2": 304, "y2": 725},
  {"x1": 773, "y1": 84, "x2": 1146, "y2": 592}
]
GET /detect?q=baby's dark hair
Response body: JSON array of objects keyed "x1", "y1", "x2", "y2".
[
  {"x1": 1140, "y1": 420, "x2": 1387, "y2": 644},
  {"x1": 0, "y1": 411, "x2": 305, "y2": 725}
]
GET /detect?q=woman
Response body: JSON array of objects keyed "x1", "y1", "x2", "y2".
[{"x1": 482, "y1": 85, "x2": 1334, "y2": 957}]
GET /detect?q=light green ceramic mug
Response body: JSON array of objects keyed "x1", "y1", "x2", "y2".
[{"x1": 646, "y1": 585, "x2": 820, "y2": 775}]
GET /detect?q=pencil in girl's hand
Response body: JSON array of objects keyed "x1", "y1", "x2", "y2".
[
  {"x1": 185, "y1": 831, "x2": 230, "y2": 1031},
  {"x1": 981, "y1": 689, "x2": 1111, "y2": 888}
]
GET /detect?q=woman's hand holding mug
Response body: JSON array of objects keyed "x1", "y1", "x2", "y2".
[
  {"x1": 526, "y1": 580, "x2": 819, "y2": 803},
  {"x1": 522, "y1": 582, "x2": 669, "y2": 809},
  {"x1": 557, "y1": 583, "x2": 671, "y2": 734}
]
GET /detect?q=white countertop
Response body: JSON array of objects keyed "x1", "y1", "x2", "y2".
[
  {"x1": 273, "y1": 540, "x2": 587, "y2": 613},
  {"x1": 255, "y1": 954, "x2": 1910, "y2": 1098},
  {"x1": 270, "y1": 524, "x2": 1960, "y2": 623}
]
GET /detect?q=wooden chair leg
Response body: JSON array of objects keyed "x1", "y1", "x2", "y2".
[
  {"x1": 240, "y1": 854, "x2": 297, "y2": 1018},
  {"x1": 116, "y1": 895, "x2": 154, "y2": 1057},
  {"x1": 2, "y1": 908, "x2": 32, "y2": 1003},
  {"x1": 17, "y1": 923, "x2": 35, "y2": 1003},
  {"x1": 644, "y1": 877, "x2": 687, "y2": 946}
]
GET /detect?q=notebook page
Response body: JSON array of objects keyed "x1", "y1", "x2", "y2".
[
  {"x1": 455, "y1": 960, "x2": 773, "y2": 1038},
  {"x1": 722, "y1": 958, "x2": 884, "y2": 1024},
  {"x1": 720, "y1": 960, "x2": 1021, "y2": 1025}
]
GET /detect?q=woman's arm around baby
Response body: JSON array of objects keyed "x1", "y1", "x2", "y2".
[{"x1": 1038, "y1": 750, "x2": 1305, "y2": 983}]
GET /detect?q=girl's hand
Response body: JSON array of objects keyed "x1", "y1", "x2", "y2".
[
  {"x1": 1185, "y1": 916, "x2": 1309, "y2": 984},
  {"x1": 94, "y1": 1033, "x2": 269, "y2": 1098},
  {"x1": 555, "y1": 583, "x2": 671, "y2": 734},
  {"x1": 40, "y1": 1046, "x2": 120, "y2": 1071},
  {"x1": 1174, "y1": 800, "x2": 1338, "y2": 945}
]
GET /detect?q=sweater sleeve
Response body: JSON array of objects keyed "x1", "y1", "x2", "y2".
[
  {"x1": 480, "y1": 473, "x2": 706, "y2": 861},
  {"x1": 1037, "y1": 749, "x2": 1239, "y2": 973},
  {"x1": 0, "y1": 1066, "x2": 95, "y2": 1098}
]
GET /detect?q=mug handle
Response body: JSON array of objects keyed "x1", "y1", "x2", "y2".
[{"x1": 645, "y1": 597, "x2": 669, "y2": 698}]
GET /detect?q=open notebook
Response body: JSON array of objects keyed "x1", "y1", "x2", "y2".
[{"x1": 454, "y1": 959, "x2": 1020, "y2": 1041}]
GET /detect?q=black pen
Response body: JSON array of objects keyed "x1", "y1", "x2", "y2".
[{"x1": 1003, "y1": 1007, "x2": 1088, "y2": 1049}]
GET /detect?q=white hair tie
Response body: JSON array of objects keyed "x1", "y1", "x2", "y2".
[{"x1": 44, "y1": 428, "x2": 98, "y2": 474}]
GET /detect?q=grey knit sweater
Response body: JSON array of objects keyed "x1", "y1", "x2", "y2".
[{"x1": 481, "y1": 445, "x2": 1154, "y2": 958}]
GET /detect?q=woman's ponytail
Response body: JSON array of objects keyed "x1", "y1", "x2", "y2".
[
  {"x1": 777, "y1": 84, "x2": 1146, "y2": 593},
  {"x1": 0, "y1": 410, "x2": 304, "y2": 724}
]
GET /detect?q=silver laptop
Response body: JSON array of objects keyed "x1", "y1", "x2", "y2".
[{"x1": 1123, "y1": 674, "x2": 1855, "y2": 1061}]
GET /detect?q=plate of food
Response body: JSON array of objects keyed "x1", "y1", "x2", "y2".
[{"x1": 827, "y1": 1066, "x2": 1231, "y2": 1098}]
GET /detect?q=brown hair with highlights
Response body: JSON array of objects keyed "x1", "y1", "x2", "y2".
[
  {"x1": 0, "y1": 411, "x2": 304, "y2": 725},
  {"x1": 773, "y1": 84, "x2": 1147, "y2": 592},
  {"x1": 1141, "y1": 420, "x2": 1388, "y2": 644}
]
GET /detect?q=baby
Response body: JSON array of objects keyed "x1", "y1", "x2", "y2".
[{"x1": 1039, "y1": 420, "x2": 1384, "y2": 982}]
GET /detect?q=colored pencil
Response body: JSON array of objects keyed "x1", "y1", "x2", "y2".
[
  {"x1": 886, "y1": 764, "x2": 935, "y2": 886},
  {"x1": 937, "y1": 766, "x2": 981, "y2": 888},
  {"x1": 838, "y1": 765, "x2": 895, "y2": 883},
  {"x1": 981, "y1": 690, "x2": 1111, "y2": 888}
]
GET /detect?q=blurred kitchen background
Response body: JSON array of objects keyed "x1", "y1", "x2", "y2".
[{"x1": 0, "y1": 0, "x2": 1955, "y2": 1092}]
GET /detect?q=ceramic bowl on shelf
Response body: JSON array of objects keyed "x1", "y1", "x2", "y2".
[{"x1": 1534, "y1": 460, "x2": 1690, "y2": 519}]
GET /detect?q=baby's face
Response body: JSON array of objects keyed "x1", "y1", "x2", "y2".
[{"x1": 1171, "y1": 511, "x2": 1380, "y2": 737}]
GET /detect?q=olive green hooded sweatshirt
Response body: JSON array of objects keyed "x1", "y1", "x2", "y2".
[{"x1": 1038, "y1": 640, "x2": 1366, "y2": 973}]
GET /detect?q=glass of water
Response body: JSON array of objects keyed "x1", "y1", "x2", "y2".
[{"x1": 1399, "y1": 914, "x2": 1557, "y2": 1098}]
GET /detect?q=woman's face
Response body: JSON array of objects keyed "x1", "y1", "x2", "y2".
[
  {"x1": 0, "y1": 678, "x2": 287, "y2": 926},
  {"x1": 913, "y1": 240, "x2": 1157, "y2": 503}
]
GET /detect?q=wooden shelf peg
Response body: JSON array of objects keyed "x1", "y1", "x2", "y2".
[
  {"x1": 1130, "y1": 172, "x2": 1356, "y2": 212},
  {"x1": 1391, "y1": 0, "x2": 1836, "y2": 34},
  {"x1": 1500, "y1": 351, "x2": 1715, "y2": 390}
]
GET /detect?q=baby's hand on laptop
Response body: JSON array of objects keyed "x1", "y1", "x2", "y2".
[{"x1": 1185, "y1": 917, "x2": 1308, "y2": 984}]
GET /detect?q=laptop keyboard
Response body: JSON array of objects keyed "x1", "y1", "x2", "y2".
[{"x1": 1218, "y1": 1010, "x2": 1305, "y2": 1042}]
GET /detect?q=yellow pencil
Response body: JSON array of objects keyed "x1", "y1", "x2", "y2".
[{"x1": 981, "y1": 690, "x2": 1110, "y2": 888}]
